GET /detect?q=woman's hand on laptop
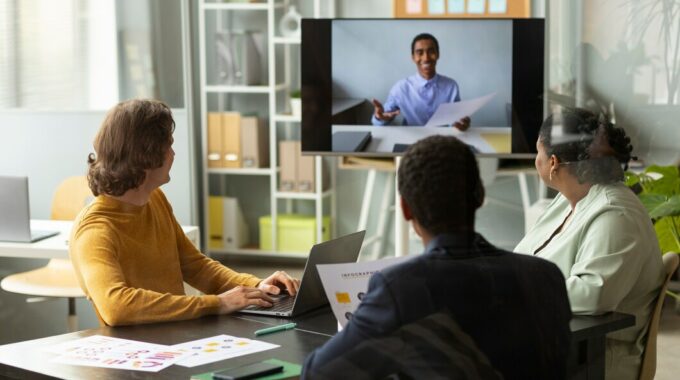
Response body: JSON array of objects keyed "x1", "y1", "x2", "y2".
[
  {"x1": 258, "y1": 271, "x2": 301, "y2": 296},
  {"x1": 217, "y1": 286, "x2": 274, "y2": 314}
]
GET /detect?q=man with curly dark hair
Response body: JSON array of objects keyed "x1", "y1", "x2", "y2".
[
  {"x1": 515, "y1": 108, "x2": 665, "y2": 379},
  {"x1": 70, "y1": 99, "x2": 300, "y2": 326},
  {"x1": 303, "y1": 135, "x2": 572, "y2": 379}
]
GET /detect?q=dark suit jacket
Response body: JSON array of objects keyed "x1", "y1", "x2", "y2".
[
  {"x1": 303, "y1": 233, "x2": 571, "y2": 380},
  {"x1": 306, "y1": 311, "x2": 502, "y2": 380}
]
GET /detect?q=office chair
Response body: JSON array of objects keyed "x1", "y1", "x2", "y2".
[
  {"x1": 638, "y1": 252, "x2": 679, "y2": 380},
  {"x1": 0, "y1": 176, "x2": 92, "y2": 332}
]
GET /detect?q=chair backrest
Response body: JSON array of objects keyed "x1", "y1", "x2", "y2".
[
  {"x1": 50, "y1": 176, "x2": 93, "y2": 221},
  {"x1": 638, "y1": 252, "x2": 679, "y2": 380}
]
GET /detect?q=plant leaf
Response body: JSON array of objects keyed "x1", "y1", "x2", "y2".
[
  {"x1": 649, "y1": 195, "x2": 680, "y2": 219},
  {"x1": 654, "y1": 216, "x2": 680, "y2": 254},
  {"x1": 643, "y1": 165, "x2": 680, "y2": 195},
  {"x1": 645, "y1": 165, "x2": 679, "y2": 180},
  {"x1": 624, "y1": 171, "x2": 640, "y2": 187},
  {"x1": 639, "y1": 194, "x2": 668, "y2": 215}
]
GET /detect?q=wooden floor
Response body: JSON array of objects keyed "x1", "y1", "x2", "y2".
[{"x1": 657, "y1": 298, "x2": 680, "y2": 379}]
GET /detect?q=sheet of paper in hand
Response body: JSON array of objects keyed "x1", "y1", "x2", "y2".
[{"x1": 424, "y1": 92, "x2": 496, "y2": 127}]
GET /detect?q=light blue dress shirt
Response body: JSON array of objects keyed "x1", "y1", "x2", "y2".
[{"x1": 371, "y1": 73, "x2": 461, "y2": 126}]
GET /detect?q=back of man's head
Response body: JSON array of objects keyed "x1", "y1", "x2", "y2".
[{"x1": 398, "y1": 135, "x2": 484, "y2": 235}]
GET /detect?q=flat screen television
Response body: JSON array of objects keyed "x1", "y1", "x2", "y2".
[{"x1": 301, "y1": 18, "x2": 545, "y2": 157}]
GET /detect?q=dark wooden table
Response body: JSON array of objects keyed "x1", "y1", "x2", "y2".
[
  {"x1": 567, "y1": 312, "x2": 636, "y2": 380},
  {"x1": 0, "y1": 307, "x2": 634, "y2": 379}
]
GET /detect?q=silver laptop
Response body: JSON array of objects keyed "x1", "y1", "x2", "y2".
[
  {"x1": 0, "y1": 176, "x2": 60, "y2": 243},
  {"x1": 239, "y1": 230, "x2": 366, "y2": 317}
]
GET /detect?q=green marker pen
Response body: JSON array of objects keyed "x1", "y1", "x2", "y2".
[{"x1": 254, "y1": 322, "x2": 297, "y2": 336}]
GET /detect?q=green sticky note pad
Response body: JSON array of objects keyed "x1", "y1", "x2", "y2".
[{"x1": 191, "y1": 359, "x2": 302, "y2": 380}]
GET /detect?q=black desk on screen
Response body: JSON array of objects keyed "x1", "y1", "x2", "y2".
[{"x1": 0, "y1": 307, "x2": 634, "y2": 379}]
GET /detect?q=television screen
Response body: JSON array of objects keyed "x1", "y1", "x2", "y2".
[{"x1": 301, "y1": 18, "x2": 544, "y2": 157}]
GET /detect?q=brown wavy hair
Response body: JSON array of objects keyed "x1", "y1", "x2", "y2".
[{"x1": 87, "y1": 99, "x2": 175, "y2": 196}]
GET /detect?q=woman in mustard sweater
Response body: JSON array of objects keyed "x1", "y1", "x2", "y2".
[{"x1": 70, "y1": 99, "x2": 299, "y2": 326}]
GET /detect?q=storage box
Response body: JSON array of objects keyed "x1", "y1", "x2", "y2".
[{"x1": 259, "y1": 214, "x2": 331, "y2": 252}]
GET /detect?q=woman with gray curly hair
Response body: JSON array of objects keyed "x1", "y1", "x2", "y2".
[{"x1": 514, "y1": 107, "x2": 664, "y2": 380}]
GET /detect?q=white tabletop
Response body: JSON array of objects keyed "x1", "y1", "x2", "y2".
[
  {"x1": 332, "y1": 125, "x2": 511, "y2": 154},
  {"x1": 0, "y1": 220, "x2": 200, "y2": 260}
]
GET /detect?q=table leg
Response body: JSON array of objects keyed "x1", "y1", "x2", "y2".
[{"x1": 567, "y1": 336, "x2": 606, "y2": 380}]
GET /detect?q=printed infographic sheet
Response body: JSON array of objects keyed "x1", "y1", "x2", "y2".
[{"x1": 317, "y1": 255, "x2": 412, "y2": 328}]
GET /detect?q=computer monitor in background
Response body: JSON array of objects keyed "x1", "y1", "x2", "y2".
[{"x1": 301, "y1": 18, "x2": 545, "y2": 157}]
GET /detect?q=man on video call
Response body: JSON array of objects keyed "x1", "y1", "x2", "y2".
[{"x1": 371, "y1": 33, "x2": 471, "y2": 130}]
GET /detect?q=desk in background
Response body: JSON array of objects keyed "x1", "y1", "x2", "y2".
[
  {"x1": 0, "y1": 307, "x2": 634, "y2": 379},
  {"x1": 332, "y1": 125, "x2": 511, "y2": 155},
  {"x1": 0, "y1": 220, "x2": 200, "y2": 259},
  {"x1": 332, "y1": 98, "x2": 367, "y2": 125}
]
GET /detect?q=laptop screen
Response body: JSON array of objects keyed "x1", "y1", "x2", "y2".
[
  {"x1": 292, "y1": 230, "x2": 366, "y2": 315},
  {"x1": 0, "y1": 176, "x2": 33, "y2": 242}
]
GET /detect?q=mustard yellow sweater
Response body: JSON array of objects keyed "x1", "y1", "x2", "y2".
[{"x1": 69, "y1": 189, "x2": 260, "y2": 326}]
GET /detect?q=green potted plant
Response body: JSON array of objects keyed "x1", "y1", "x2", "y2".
[
  {"x1": 290, "y1": 89, "x2": 301, "y2": 118},
  {"x1": 625, "y1": 165, "x2": 680, "y2": 300}
]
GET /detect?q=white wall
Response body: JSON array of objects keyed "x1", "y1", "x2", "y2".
[
  {"x1": 335, "y1": 0, "x2": 392, "y2": 18},
  {"x1": 548, "y1": 0, "x2": 680, "y2": 165},
  {"x1": 0, "y1": 109, "x2": 194, "y2": 225}
]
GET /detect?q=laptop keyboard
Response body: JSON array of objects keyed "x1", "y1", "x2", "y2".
[{"x1": 246, "y1": 294, "x2": 296, "y2": 312}]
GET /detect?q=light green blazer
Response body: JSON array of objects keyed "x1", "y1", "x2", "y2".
[{"x1": 515, "y1": 183, "x2": 664, "y2": 380}]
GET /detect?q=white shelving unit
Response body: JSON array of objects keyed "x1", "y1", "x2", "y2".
[{"x1": 198, "y1": 0, "x2": 334, "y2": 259}]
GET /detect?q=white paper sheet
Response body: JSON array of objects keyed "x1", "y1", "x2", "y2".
[
  {"x1": 447, "y1": 0, "x2": 465, "y2": 13},
  {"x1": 455, "y1": 129, "x2": 498, "y2": 154},
  {"x1": 172, "y1": 335, "x2": 279, "y2": 368},
  {"x1": 424, "y1": 92, "x2": 496, "y2": 127},
  {"x1": 489, "y1": 0, "x2": 508, "y2": 13},
  {"x1": 406, "y1": 0, "x2": 422, "y2": 14},
  {"x1": 428, "y1": 0, "x2": 445, "y2": 14},
  {"x1": 47, "y1": 335, "x2": 190, "y2": 372},
  {"x1": 317, "y1": 256, "x2": 413, "y2": 328},
  {"x1": 467, "y1": 0, "x2": 485, "y2": 14}
]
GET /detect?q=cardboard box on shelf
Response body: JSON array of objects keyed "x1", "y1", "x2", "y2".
[
  {"x1": 241, "y1": 116, "x2": 269, "y2": 168},
  {"x1": 207, "y1": 113, "x2": 223, "y2": 168},
  {"x1": 297, "y1": 154, "x2": 315, "y2": 192},
  {"x1": 221, "y1": 112, "x2": 242, "y2": 168},
  {"x1": 279, "y1": 141, "x2": 299, "y2": 191}
]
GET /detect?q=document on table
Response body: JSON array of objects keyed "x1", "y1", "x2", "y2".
[
  {"x1": 454, "y1": 129, "x2": 498, "y2": 154},
  {"x1": 45, "y1": 334, "x2": 278, "y2": 371},
  {"x1": 424, "y1": 92, "x2": 496, "y2": 127},
  {"x1": 317, "y1": 255, "x2": 413, "y2": 328},
  {"x1": 46, "y1": 335, "x2": 190, "y2": 372},
  {"x1": 172, "y1": 335, "x2": 279, "y2": 367}
]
